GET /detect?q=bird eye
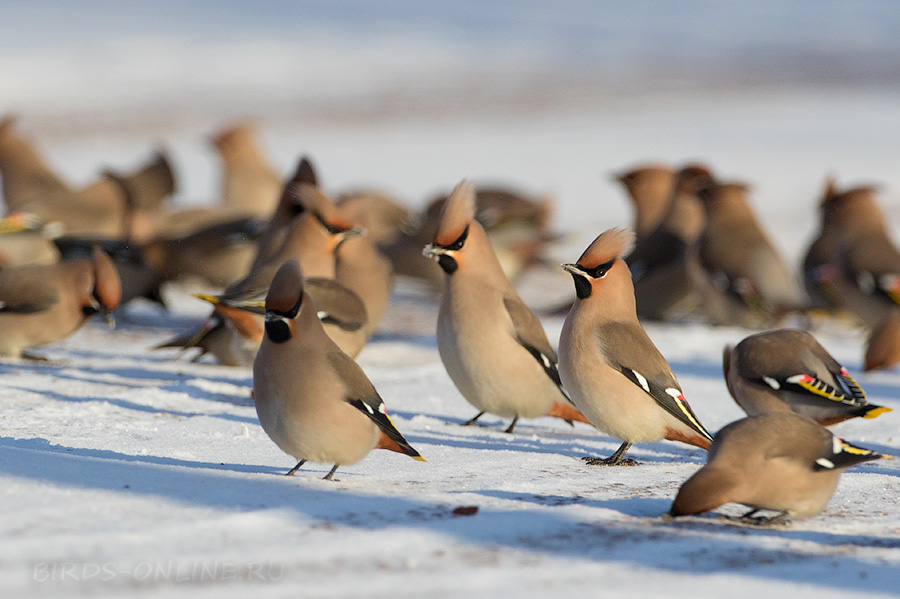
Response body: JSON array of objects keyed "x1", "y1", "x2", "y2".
[
  {"x1": 447, "y1": 226, "x2": 469, "y2": 251},
  {"x1": 314, "y1": 212, "x2": 346, "y2": 235},
  {"x1": 586, "y1": 258, "x2": 616, "y2": 279}
]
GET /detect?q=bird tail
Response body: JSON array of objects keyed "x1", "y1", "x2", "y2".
[
  {"x1": 859, "y1": 404, "x2": 893, "y2": 419},
  {"x1": 376, "y1": 430, "x2": 426, "y2": 461},
  {"x1": 545, "y1": 401, "x2": 592, "y2": 425}
]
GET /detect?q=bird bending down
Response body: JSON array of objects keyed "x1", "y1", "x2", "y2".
[
  {"x1": 558, "y1": 227, "x2": 713, "y2": 465},
  {"x1": 423, "y1": 179, "x2": 589, "y2": 433},
  {"x1": 252, "y1": 259, "x2": 424, "y2": 479},
  {"x1": 669, "y1": 412, "x2": 889, "y2": 524},
  {"x1": 723, "y1": 328, "x2": 890, "y2": 426}
]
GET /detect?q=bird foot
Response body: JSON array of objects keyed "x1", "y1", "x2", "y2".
[
  {"x1": 582, "y1": 456, "x2": 640, "y2": 467},
  {"x1": 721, "y1": 513, "x2": 792, "y2": 527},
  {"x1": 20, "y1": 351, "x2": 51, "y2": 362}
]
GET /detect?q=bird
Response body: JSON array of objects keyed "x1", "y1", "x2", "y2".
[
  {"x1": 801, "y1": 176, "x2": 845, "y2": 314},
  {"x1": 210, "y1": 122, "x2": 283, "y2": 218},
  {"x1": 612, "y1": 163, "x2": 675, "y2": 240},
  {"x1": 0, "y1": 245, "x2": 121, "y2": 358},
  {"x1": 558, "y1": 227, "x2": 714, "y2": 465},
  {"x1": 669, "y1": 412, "x2": 889, "y2": 524},
  {"x1": 0, "y1": 117, "x2": 129, "y2": 238},
  {"x1": 625, "y1": 164, "x2": 733, "y2": 324},
  {"x1": 104, "y1": 149, "x2": 177, "y2": 242},
  {"x1": 864, "y1": 308, "x2": 900, "y2": 371},
  {"x1": 697, "y1": 180, "x2": 807, "y2": 319},
  {"x1": 385, "y1": 183, "x2": 556, "y2": 289},
  {"x1": 819, "y1": 184, "x2": 900, "y2": 328},
  {"x1": 424, "y1": 179, "x2": 590, "y2": 433},
  {"x1": 252, "y1": 259, "x2": 424, "y2": 479},
  {"x1": 723, "y1": 329, "x2": 891, "y2": 426}
]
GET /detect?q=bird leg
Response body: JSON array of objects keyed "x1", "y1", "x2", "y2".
[
  {"x1": 20, "y1": 351, "x2": 50, "y2": 362},
  {"x1": 285, "y1": 460, "x2": 306, "y2": 476},
  {"x1": 582, "y1": 442, "x2": 639, "y2": 466},
  {"x1": 323, "y1": 465, "x2": 340, "y2": 481},
  {"x1": 503, "y1": 416, "x2": 520, "y2": 434},
  {"x1": 462, "y1": 411, "x2": 485, "y2": 426}
]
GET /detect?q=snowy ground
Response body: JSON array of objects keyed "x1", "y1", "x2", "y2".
[{"x1": 3, "y1": 3, "x2": 900, "y2": 598}]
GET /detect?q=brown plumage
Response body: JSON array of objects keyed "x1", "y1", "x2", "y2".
[
  {"x1": 670, "y1": 412, "x2": 888, "y2": 523},
  {"x1": 0, "y1": 245, "x2": 121, "y2": 357},
  {"x1": 253, "y1": 259, "x2": 423, "y2": 479},
  {"x1": 424, "y1": 179, "x2": 588, "y2": 432},
  {"x1": 613, "y1": 163, "x2": 676, "y2": 239},
  {"x1": 559, "y1": 227, "x2": 714, "y2": 465},
  {"x1": 724, "y1": 329, "x2": 890, "y2": 426},
  {"x1": 211, "y1": 122, "x2": 283, "y2": 218},
  {"x1": 864, "y1": 308, "x2": 900, "y2": 371}
]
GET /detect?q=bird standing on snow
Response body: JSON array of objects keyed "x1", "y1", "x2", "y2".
[
  {"x1": 669, "y1": 412, "x2": 888, "y2": 524},
  {"x1": 252, "y1": 259, "x2": 424, "y2": 480},
  {"x1": 612, "y1": 163, "x2": 675, "y2": 240},
  {"x1": 723, "y1": 329, "x2": 891, "y2": 426},
  {"x1": 423, "y1": 179, "x2": 589, "y2": 433},
  {"x1": 558, "y1": 227, "x2": 713, "y2": 465},
  {"x1": 0, "y1": 245, "x2": 121, "y2": 358}
]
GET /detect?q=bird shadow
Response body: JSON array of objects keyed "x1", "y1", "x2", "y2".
[{"x1": 2, "y1": 435, "x2": 898, "y2": 595}]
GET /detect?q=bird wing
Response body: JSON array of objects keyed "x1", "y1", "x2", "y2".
[
  {"x1": 841, "y1": 238, "x2": 900, "y2": 305},
  {"x1": 759, "y1": 371, "x2": 868, "y2": 408},
  {"x1": 502, "y1": 294, "x2": 570, "y2": 400},
  {"x1": 305, "y1": 278, "x2": 367, "y2": 332},
  {"x1": 812, "y1": 437, "x2": 885, "y2": 471},
  {"x1": 326, "y1": 351, "x2": 422, "y2": 459},
  {"x1": 599, "y1": 322, "x2": 713, "y2": 442}
]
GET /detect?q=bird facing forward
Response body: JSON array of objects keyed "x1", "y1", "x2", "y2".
[{"x1": 252, "y1": 259, "x2": 423, "y2": 480}]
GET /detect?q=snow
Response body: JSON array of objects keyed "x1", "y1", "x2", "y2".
[{"x1": 2, "y1": 2, "x2": 900, "y2": 598}]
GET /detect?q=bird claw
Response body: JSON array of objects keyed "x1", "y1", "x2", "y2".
[{"x1": 581, "y1": 456, "x2": 640, "y2": 467}]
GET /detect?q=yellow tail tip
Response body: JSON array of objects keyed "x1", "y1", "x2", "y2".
[
  {"x1": 412, "y1": 455, "x2": 427, "y2": 462},
  {"x1": 879, "y1": 454, "x2": 896, "y2": 461},
  {"x1": 192, "y1": 293, "x2": 220, "y2": 305},
  {"x1": 863, "y1": 406, "x2": 893, "y2": 419}
]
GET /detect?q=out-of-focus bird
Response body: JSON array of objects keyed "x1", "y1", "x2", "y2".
[
  {"x1": 252, "y1": 259, "x2": 424, "y2": 479},
  {"x1": 864, "y1": 308, "x2": 900, "y2": 372},
  {"x1": 0, "y1": 117, "x2": 129, "y2": 238},
  {"x1": 801, "y1": 176, "x2": 844, "y2": 313},
  {"x1": 53, "y1": 237, "x2": 165, "y2": 307},
  {"x1": 559, "y1": 227, "x2": 713, "y2": 465},
  {"x1": 104, "y1": 149, "x2": 177, "y2": 242},
  {"x1": 385, "y1": 183, "x2": 557, "y2": 289},
  {"x1": 336, "y1": 189, "x2": 413, "y2": 247},
  {"x1": 723, "y1": 329, "x2": 890, "y2": 426},
  {"x1": 612, "y1": 163, "x2": 675, "y2": 240},
  {"x1": 818, "y1": 185, "x2": 900, "y2": 328},
  {"x1": 669, "y1": 412, "x2": 889, "y2": 524},
  {"x1": 141, "y1": 216, "x2": 266, "y2": 288},
  {"x1": 698, "y1": 180, "x2": 807, "y2": 319},
  {"x1": 0, "y1": 245, "x2": 121, "y2": 358},
  {"x1": 424, "y1": 180, "x2": 589, "y2": 433},
  {"x1": 626, "y1": 164, "x2": 732, "y2": 324},
  {"x1": 211, "y1": 122, "x2": 282, "y2": 218},
  {"x1": 0, "y1": 212, "x2": 61, "y2": 267}
]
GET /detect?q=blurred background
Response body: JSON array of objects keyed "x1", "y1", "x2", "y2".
[{"x1": 2, "y1": 0, "x2": 900, "y2": 245}]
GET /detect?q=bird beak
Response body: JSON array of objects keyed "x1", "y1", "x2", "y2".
[
  {"x1": 92, "y1": 297, "x2": 116, "y2": 329},
  {"x1": 339, "y1": 227, "x2": 366, "y2": 241},
  {"x1": 561, "y1": 263, "x2": 582, "y2": 275},
  {"x1": 422, "y1": 243, "x2": 447, "y2": 261}
]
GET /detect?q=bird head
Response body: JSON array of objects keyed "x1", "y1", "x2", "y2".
[
  {"x1": 422, "y1": 179, "x2": 476, "y2": 274},
  {"x1": 561, "y1": 228, "x2": 635, "y2": 300},
  {"x1": 264, "y1": 259, "x2": 305, "y2": 343},
  {"x1": 87, "y1": 245, "x2": 121, "y2": 327}
]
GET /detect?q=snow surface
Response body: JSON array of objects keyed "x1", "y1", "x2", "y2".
[{"x1": 2, "y1": 3, "x2": 900, "y2": 598}]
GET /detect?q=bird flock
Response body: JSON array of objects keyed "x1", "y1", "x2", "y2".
[{"x1": 0, "y1": 116, "x2": 897, "y2": 526}]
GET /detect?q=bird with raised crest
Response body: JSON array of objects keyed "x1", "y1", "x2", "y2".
[
  {"x1": 423, "y1": 179, "x2": 589, "y2": 433},
  {"x1": 558, "y1": 227, "x2": 714, "y2": 465}
]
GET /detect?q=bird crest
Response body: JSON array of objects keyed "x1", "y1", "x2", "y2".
[
  {"x1": 577, "y1": 227, "x2": 635, "y2": 268},
  {"x1": 265, "y1": 259, "x2": 305, "y2": 316},
  {"x1": 434, "y1": 179, "x2": 476, "y2": 247}
]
